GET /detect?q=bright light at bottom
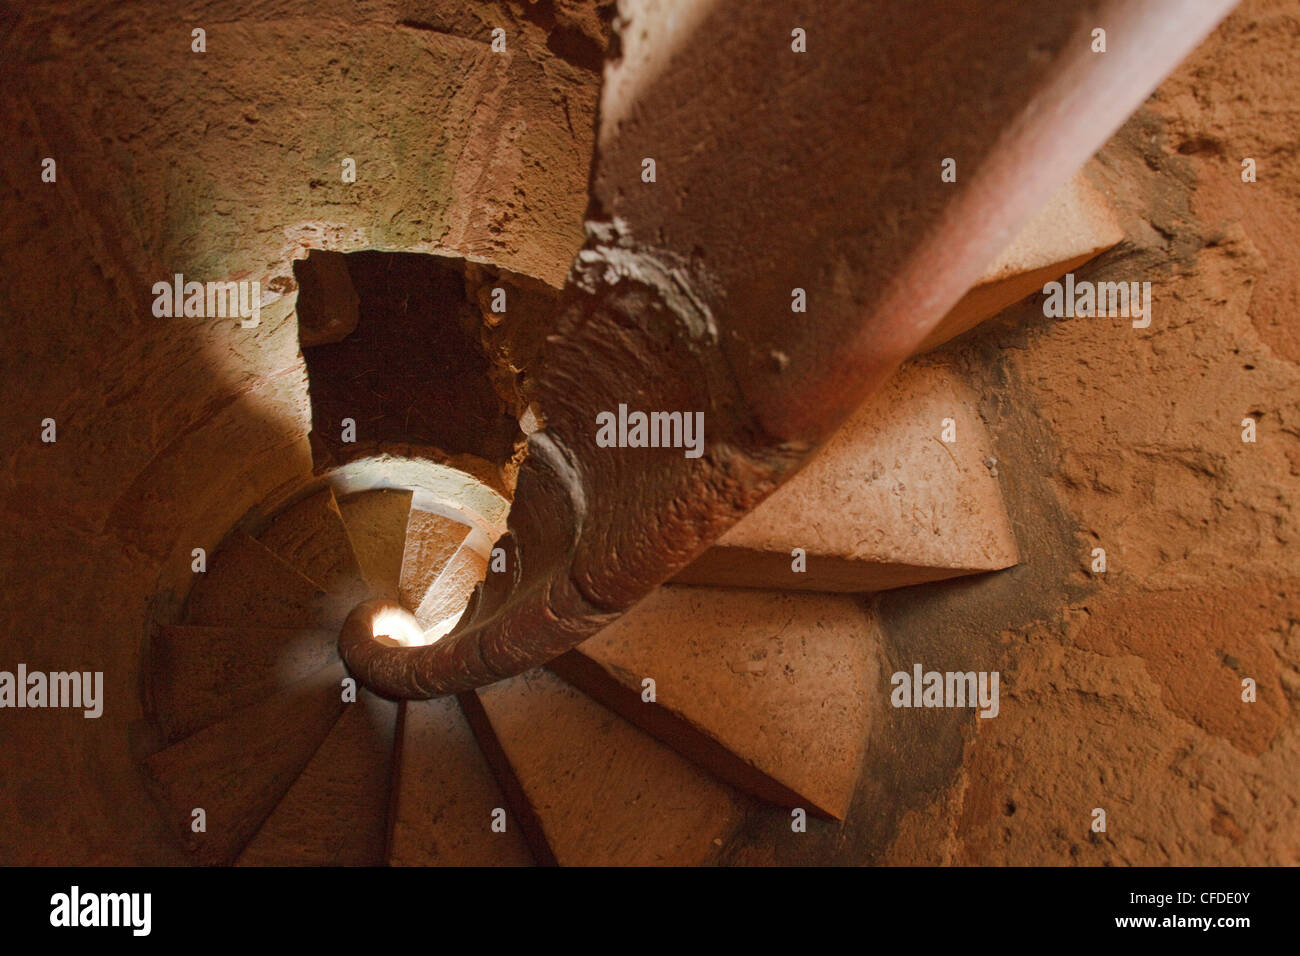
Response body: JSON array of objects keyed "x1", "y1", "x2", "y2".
[{"x1": 371, "y1": 607, "x2": 430, "y2": 648}]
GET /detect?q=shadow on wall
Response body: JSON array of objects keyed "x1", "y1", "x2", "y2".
[{"x1": 293, "y1": 249, "x2": 559, "y2": 479}]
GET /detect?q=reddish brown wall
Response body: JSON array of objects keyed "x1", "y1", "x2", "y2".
[
  {"x1": 0, "y1": 0, "x2": 1294, "y2": 865},
  {"x1": 721, "y1": 0, "x2": 1299, "y2": 866}
]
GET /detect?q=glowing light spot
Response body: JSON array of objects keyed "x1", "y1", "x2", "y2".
[{"x1": 371, "y1": 606, "x2": 428, "y2": 647}]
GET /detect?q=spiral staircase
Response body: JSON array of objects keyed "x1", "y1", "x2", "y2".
[
  {"x1": 137, "y1": 164, "x2": 1130, "y2": 865},
  {"x1": 143, "y1": 471, "x2": 979, "y2": 867},
  {"x1": 8, "y1": 0, "x2": 1222, "y2": 867}
]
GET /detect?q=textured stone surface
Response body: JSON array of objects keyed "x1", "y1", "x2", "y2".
[
  {"x1": 593, "y1": 0, "x2": 1227, "y2": 446},
  {"x1": 414, "y1": 544, "x2": 489, "y2": 633},
  {"x1": 2, "y1": 3, "x2": 598, "y2": 291},
  {"x1": 237, "y1": 690, "x2": 398, "y2": 866},
  {"x1": 184, "y1": 530, "x2": 341, "y2": 629},
  {"x1": 388, "y1": 697, "x2": 534, "y2": 867},
  {"x1": 398, "y1": 510, "x2": 473, "y2": 615},
  {"x1": 337, "y1": 489, "x2": 414, "y2": 601},
  {"x1": 721, "y1": 1, "x2": 1300, "y2": 867},
  {"x1": 676, "y1": 362, "x2": 1018, "y2": 592},
  {"x1": 294, "y1": 250, "x2": 360, "y2": 348},
  {"x1": 143, "y1": 662, "x2": 348, "y2": 865},
  {"x1": 917, "y1": 171, "x2": 1125, "y2": 353},
  {"x1": 0, "y1": 0, "x2": 1292, "y2": 870},
  {"x1": 553, "y1": 586, "x2": 878, "y2": 819},
  {"x1": 258, "y1": 487, "x2": 369, "y2": 609},
  {"x1": 473, "y1": 669, "x2": 745, "y2": 866},
  {"x1": 150, "y1": 624, "x2": 339, "y2": 743}
]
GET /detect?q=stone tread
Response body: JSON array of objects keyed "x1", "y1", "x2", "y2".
[
  {"x1": 550, "y1": 585, "x2": 878, "y2": 820},
  {"x1": 336, "y1": 489, "x2": 414, "y2": 601},
  {"x1": 472, "y1": 668, "x2": 746, "y2": 866},
  {"x1": 414, "y1": 543, "x2": 488, "y2": 633},
  {"x1": 237, "y1": 689, "x2": 398, "y2": 866},
  {"x1": 674, "y1": 362, "x2": 1018, "y2": 592},
  {"x1": 917, "y1": 170, "x2": 1124, "y2": 352},
  {"x1": 142, "y1": 661, "x2": 349, "y2": 865},
  {"x1": 150, "y1": 624, "x2": 338, "y2": 743},
  {"x1": 257, "y1": 487, "x2": 369, "y2": 609},
  {"x1": 398, "y1": 509, "x2": 473, "y2": 616},
  {"x1": 387, "y1": 697, "x2": 535, "y2": 867},
  {"x1": 184, "y1": 530, "x2": 340, "y2": 629}
]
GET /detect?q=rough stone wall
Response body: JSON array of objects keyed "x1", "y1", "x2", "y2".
[
  {"x1": 0, "y1": 0, "x2": 1294, "y2": 865},
  {"x1": 720, "y1": 0, "x2": 1299, "y2": 866},
  {"x1": 926, "y1": 0, "x2": 1300, "y2": 865}
]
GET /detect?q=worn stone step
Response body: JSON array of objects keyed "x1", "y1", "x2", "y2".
[
  {"x1": 387, "y1": 697, "x2": 534, "y2": 867},
  {"x1": 258, "y1": 487, "x2": 369, "y2": 611},
  {"x1": 414, "y1": 542, "x2": 488, "y2": 637},
  {"x1": 674, "y1": 362, "x2": 1018, "y2": 593},
  {"x1": 470, "y1": 668, "x2": 745, "y2": 866},
  {"x1": 550, "y1": 585, "x2": 877, "y2": 820},
  {"x1": 336, "y1": 489, "x2": 414, "y2": 601},
  {"x1": 398, "y1": 509, "x2": 474, "y2": 615},
  {"x1": 142, "y1": 661, "x2": 348, "y2": 865},
  {"x1": 918, "y1": 170, "x2": 1124, "y2": 353},
  {"x1": 150, "y1": 624, "x2": 338, "y2": 743},
  {"x1": 237, "y1": 690, "x2": 398, "y2": 866},
  {"x1": 184, "y1": 529, "x2": 341, "y2": 628}
]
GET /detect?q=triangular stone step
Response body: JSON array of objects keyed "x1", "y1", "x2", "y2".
[
  {"x1": 916, "y1": 170, "x2": 1124, "y2": 353},
  {"x1": 337, "y1": 489, "x2": 413, "y2": 601},
  {"x1": 236, "y1": 689, "x2": 398, "y2": 866},
  {"x1": 150, "y1": 624, "x2": 338, "y2": 743},
  {"x1": 184, "y1": 530, "x2": 340, "y2": 629},
  {"x1": 387, "y1": 697, "x2": 534, "y2": 867},
  {"x1": 398, "y1": 509, "x2": 473, "y2": 615},
  {"x1": 258, "y1": 487, "x2": 369, "y2": 610},
  {"x1": 143, "y1": 662, "x2": 349, "y2": 865},
  {"x1": 674, "y1": 362, "x2": 1018, "y2": 593},
  {"x1": 550, "y1": 586, "x2": 877, "y2": 820},
  {"x1": 414, "y1": 542, "x2": 488, "y2": 635},
  {"x1": 470, "y1": 668, "x2": 746, "y2": 866}
]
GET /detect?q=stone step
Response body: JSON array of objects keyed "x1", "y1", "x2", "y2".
[
  {"x1": 398, "y1": 509, "x2": 474, "y2": 616},
  {"x1": 336, "y1": 489, "x2": 414, "y2": 601},
  {"x1": 917, "y1": 171, "x2": 1124, "y2": 353},
  {"x1": 184, "y1": 529, "x2": 341, "y2": 629},
  {"x1": 237, "y1": 689, "x2": 398, "y2": 866},
  {"x1": 142, "y1": 662, "x2": 348, "y2": 865},
  {"x1": 257, "y1": 487, "x2": 369, "y2": 610},
  {"x1": 470, "y1": 668, "x2": 745, "y2": 866},
  {"x1": 414, "y1": 542, "x2": 488, "y2": 637},
  {"x1": 150, "y1": 624, "x2": 338, "y2": 743},
  {"x1": 550, "y1": 585, "x2": 878, "y2": 820},
  {"x1": 674, "y1": 362, "x2": 1018, "y2": 593},
  {"x1": 387, "y1": 697, "x2": 534, "y2": 867}
]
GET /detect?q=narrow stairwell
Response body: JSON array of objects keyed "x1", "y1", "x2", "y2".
[
  {"x1": 138, "y1": 162, "x2": 1125, "y2": 867},
  {"x1": 139, "y1": 476, "x2": 936, "y2": 864},
  {"x1": 140, "y1": 383, "x2": 1016, "y2": 864},
  {"x1": 0, "y1": 0, "x2": 1272, "y2": 876}
]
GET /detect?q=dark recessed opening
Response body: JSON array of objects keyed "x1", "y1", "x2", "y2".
[{"x1": 292, "y1": 250, "x2": 545, "y2": 472}]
